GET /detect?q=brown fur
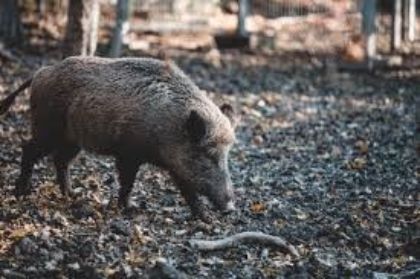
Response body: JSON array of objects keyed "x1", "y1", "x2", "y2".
[{"x1": 1, "y1": 56, "x2": 238, "y2": 218}]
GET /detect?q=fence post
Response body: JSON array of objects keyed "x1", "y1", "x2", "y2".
[
  {"x1": 408, "y1": 0, "x2": 416, "y2": 42},
  {"x1": 362, "y1": 0, "x2": 376, "y2": 69},
  {"x1": 237, "y1": 0, "x2": 249, "y2": 37},
  {"x1": 392, "y1": 0, "x2": 402, "y2": 51},
  {"x1": 109, "y1": 0, "x2": 130, "y2": 57}
]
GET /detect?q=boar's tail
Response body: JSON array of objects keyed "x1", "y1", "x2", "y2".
[{"x1": 0, "y1": 78, "x2": 32, "y2": 115}]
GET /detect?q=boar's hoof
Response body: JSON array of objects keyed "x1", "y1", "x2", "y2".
[
  {"x1": 121, "y1": 206, "x2": 138, "y2": 217},
  {"x1": 193, "y1": 209, "x2": 213, "y2": 223},
  {"x1": 117, "y1": 198, "x2": 130, "y2": 210},
  {"x1": 117, "y1": 199, "x2": 138, "y2": 216},
  {"x1": 14, "y1": 178, "x2": 31, "y2": 198}
]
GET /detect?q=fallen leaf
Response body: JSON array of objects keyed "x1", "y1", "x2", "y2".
[
  {"x1": 355, "y1": 140, "x2": 369, "y2": 154},
  {"x1": 347, "y1": 157, "x2": 367, "y2": 170},
  {"x1": 250, "y1": 202, "x2": 266, "y2": 213}
]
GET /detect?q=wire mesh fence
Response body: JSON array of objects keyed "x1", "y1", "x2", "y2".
[
  {"x1": 100, "y1": 0, "x2": 418, "y2": 57},
  {"x1": 122, "y1": 0, "x2": 363, "y2": 52},
  {"x1": 250, "y1": 0, "x2": 360, "y2": 18},
  {"x1": 128, "y1": 0, "x2": 363, "y2": 18}
]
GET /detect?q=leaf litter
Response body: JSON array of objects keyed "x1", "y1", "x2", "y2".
[{"x1": 0, "y1": 47, "x2": 418, "y2": 278}]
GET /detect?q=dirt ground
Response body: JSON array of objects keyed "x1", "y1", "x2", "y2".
[{"x1": 0, "y1": 23, "x2": 419, "y2": 278}]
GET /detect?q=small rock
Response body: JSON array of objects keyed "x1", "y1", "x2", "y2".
[
  {"x1": 314, "y1": 252, "x2": 337, "y2": 268},
  {"x1": 40, "y1": 227, "x2": 51, "y2": 241},
  {"x1": 164, "y1": 218, "x2": 175, "y2": 225},
  {"x1": 16, "y1": 237, "x2": 38, "y2": 255},
  {"x1": 175, "y1": 229, "x2": 187, "y2": 236},
  {"x1": 68, "y1": 262, "x2": 80, "y2": 270},
  {"x1": 252, "y1": 135, "x2": 264, "y2": 145},
  {"x1": 53, "y1": 211, "x2": 69, "y2": 227},
  {"x1": 260, "y1": 248, "x2": 269, "y2": 260},
  {"x1": 110, "y1": 218, "x2": 131, "y2": 236},
  {"x1": 71, "y1": 200, "x2": 96, "y2": 219},
  {"x1": 45, "y1": 259, "x2": 57, "y2": 271},
  {"x1": 121, "y1": 263, "x2": 133, "y2": 278}
]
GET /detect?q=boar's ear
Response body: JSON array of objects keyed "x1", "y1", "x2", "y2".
[
  {"x1": 186, "y1": 110, "x2": 207, "y2": 142},
  {"x1": 220, "y1": 103, "x2": 240, "y2": 129}
]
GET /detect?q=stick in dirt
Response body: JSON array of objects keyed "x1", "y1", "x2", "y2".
[{"x1": 189, "y1": 231, "x2": 300, "y2": 258}]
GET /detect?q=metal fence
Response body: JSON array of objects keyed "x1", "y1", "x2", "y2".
[
  {"x1": 118, "y1": 0, "x2": 418, "y2": 57},
  {"x1": 129, "y1": 0, "x2": 362, "y2": 17},
  {"x1": 131, "y1": 0, "x2": 220, "y2": 19},
  {"x1": 250, "y1": 0, "x2": 361, "y2": 18}
]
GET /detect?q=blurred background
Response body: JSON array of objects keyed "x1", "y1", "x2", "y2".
[{"x1": 0, "y1": 0, "x2": 418, "y2": 64}]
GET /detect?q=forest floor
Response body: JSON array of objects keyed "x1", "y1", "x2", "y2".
[{"x1": 0, "y1": 43, "x2": 419, "y2": 278}]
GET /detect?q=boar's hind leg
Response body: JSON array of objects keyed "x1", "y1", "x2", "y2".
[
  {"x1": 116, "y1": 158, "x2": 140, "y2": 209},
  {"x1": 53, "y1": 144, "x2": 80, "y2": 197},
  {"x1": 15, "y1": 140, "x2": 52, "y2": 197}
]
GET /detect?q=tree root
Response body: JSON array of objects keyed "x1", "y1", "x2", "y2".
[{"x1": 189, "y1": 231, "x2": 300, "y2": 258}]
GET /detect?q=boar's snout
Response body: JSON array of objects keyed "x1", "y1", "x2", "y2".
[
  {"x1": 223, "y1": 200, "x2": 236, "y2": 213},
  {"x1": 209, "y1": 177, "x2": 236, "y2": 213}
]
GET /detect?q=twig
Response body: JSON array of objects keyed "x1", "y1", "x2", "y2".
[
  {"x1": 373, "y1": 266, "x2": 420, "y2": 278},
  {"x1": 1, "y1": 269, "x2": 26, "y2": 279},
  {"x1": 189, "y1": 231, "x2": 300, "y2": 258},
  {"x1": 0, "y1": 43, "x2": 19, "y2": 63}
]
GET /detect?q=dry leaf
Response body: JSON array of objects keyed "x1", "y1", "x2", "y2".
[
  {"x1": 355, "y1": 140, "x2": 369, "y2": 154},
  {"x1": 125, "y1": 248, "x2": 145, "y2": 266},
  {"x1": 295, "y1": 209, "x2": 309, "y2": 220},
  {"x1": 104, "y1": 266, "x2": 117, "y2": 276},
  {"x1": 347, "y1": 157, "x2": 367, "y2": 170},
  {"x1": 133, "y1": 224, "x2": 153, "y2": 245},
  {"x1": 250, "y1": 202, "x2": 266, "y2": 213},
  {"x1": 8, "y1": 223, "x2": 37, "y2": 240},
  {"x1": 253, "y1": 135, "x2": 264, "y2": 145}
]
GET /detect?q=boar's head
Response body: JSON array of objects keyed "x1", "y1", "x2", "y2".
[{"x1": 166, "y1": 104, "x2": 239, "y2": 213}]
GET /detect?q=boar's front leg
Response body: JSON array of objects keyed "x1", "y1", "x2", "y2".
[
  {"x1": 178, "y1": 184, "x2": 210, "y2": 221},
  {"x1": 116, "y1": 158, "x2": 141, "y2": 209},
  {"x1": 15, "y1": 140, "x2": 52, "y2": 197},
  {"x1": 53, "y1": 144, "x2": 80, "y2": 197}
]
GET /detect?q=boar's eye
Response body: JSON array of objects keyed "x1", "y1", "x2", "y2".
[
  {"x1": 220, "y1": 103, "x2": 240, "y2": 129},
  {"x1": 186, "y1": 110, "x2": 206, "y2": 142}
]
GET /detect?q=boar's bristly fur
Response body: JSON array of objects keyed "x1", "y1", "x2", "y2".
[{"x1": 1, "y1": 56, "x2": 238, "y2": 220}]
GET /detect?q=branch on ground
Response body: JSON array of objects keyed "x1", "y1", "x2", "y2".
[{"x1": 189, "y1": 231, "x2": 300, "y2": 258}]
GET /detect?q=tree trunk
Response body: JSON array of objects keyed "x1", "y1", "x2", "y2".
[
  {"x1": 62, "y1": 0, "x2": 100, "y2": 58},
  {"x1": 0, "y1": 0, "x2": 24, "y2": 46},
  {"x1": 109, "y1": 0, "x2": 130, "y2": 57}
]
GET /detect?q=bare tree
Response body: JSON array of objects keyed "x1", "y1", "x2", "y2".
[
  {"x1": 0, "y1": 0, "x2": 24, "y2": 45},
  {"x1": 109, "y1": 0, "x2": 130, "y2": 57},
  {"x1": 62, "y1": 0, "x2": 100, "y2": 57}
]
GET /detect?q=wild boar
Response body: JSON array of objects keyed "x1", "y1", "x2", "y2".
[{"x1": 0, "y1": 56, "x2": 239, "y2": 219}]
